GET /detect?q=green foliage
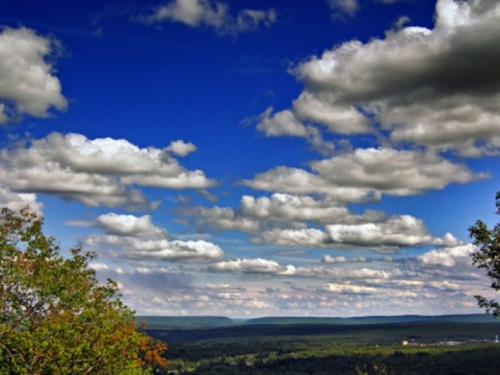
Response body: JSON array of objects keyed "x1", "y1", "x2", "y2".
[
  {"x1": 469, "y1": 191, "x2": 500, "y2": 316},
  {"x1": 0, "y1": 207, "x2": 167, "y2": 374},
  {"x1": 167, "y1": 343, "x2": 500, "y2": 375},
  {"x1": 156, "y1": 321, "x2": 500, "y2": 374}
]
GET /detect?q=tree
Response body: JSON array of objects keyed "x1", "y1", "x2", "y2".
[
  {"x1": 0, "y1": 207, "x2": 167, "y2": 374},
  {"x1": 468, "y1": 191, "x2": 500, "y2": 317}
]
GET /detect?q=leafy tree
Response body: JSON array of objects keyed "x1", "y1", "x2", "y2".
[
  {"x1": 469, "y1": 191, "x2": 500, "y2": 316},
  {"x1": 0, "y1": 207, "x2": 167, "y2": 374}
]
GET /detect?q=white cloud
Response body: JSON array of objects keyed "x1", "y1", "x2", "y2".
[
  {"x1": 240, "y1": 193, "x2": 350, "y2": 223},
  {"x1": 95, "y1": 213, "x2": 169, "y2": 239},
  {"x1": 0, "y1": 27, "x2": 67, "y2": 123},
  {"x1": 311, "y1": 148, "x2": 485, "y2": 195},
  {"x1": 194, "y1": 206, "x2": 260, "y2": 232},
  {"x1": 325, "y1": 215, "x2": 435, "y2": 248},
  {"x1": 0, "y1": 184, "x2": 43, "y2": 213},
  {"x1": 255, "y1": 214, "x2": 451, "y2": 252},
  {"x1": 287, "y1": 0, "x2": 500, "y2": 156},
  {"x1": 384, "y1": 95, "x2": 500, "y2": 157},
  {"x1": 190, "y1": 193, "x2": 391, "y2": 235},
  {"x1": 322, "y1": 255, "x2": 347, "y2": 263},
  {"x1": 88, "y1": 262, "x2": 109, "y2": 271},
  {"x1": 255, "y1": 107, "x2": 337, "y2": 155},
  {"x1": 241, "y1": 166, "x2": 380, "y2": 203},
  {"x1": 165, "y1": 140, "x2": 196, "y2": 156},
  {"x1": 255, "y1": 228, "x2": 328, "y2": 247},
  {"x1": 242, "y1": 149, "x2": 484, "y2": 201},
  {"x1": 256, "y1": 107, "x2": 309, "y2": 137},
  {"x1": 418, "y1": 244, "x2": 476, "y2": 268},
  {"x1": 141, "y1": 0, "x2": 276, "y2": 35},
  {"x1": 0, "y1": 132, "x2": 216, "y2": 208},
  {"x1": 85, "y1": 213, "x2": 224, "y2": 263},
  {"x1": 292, "y1": 92, "x2": 370, "y2": 134},
  {"x1": 242, "y1": 194, "x2": 389, "y2": 225},
  {"x1": 210, "y1": 258, "x2": 295, "y2": 275}
]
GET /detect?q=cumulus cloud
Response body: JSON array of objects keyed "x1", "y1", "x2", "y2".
[
  {"x1": 192, "y1": 206, "x2": 260, "y2": 232},
  {"x1": 310, "y1": 148, "x2": 485, "y2": 195},
  {"x1": 93, "y1": 237, "x2": 224, "y2": 262},
  {"x1": 242, "y1": 149, "x2": 484, "y2": 201},
  {"x1": 210, "y1": 258, "x2": 295, "y2": 275},
  {"x1": 292, "y1": 92, "x2": 370, "y2": 134},
  {"x1": 0, "y1": 184, "x2": 43, "y2": 213},
  {"x1": 0, "y1": 133, "x2": 216, "y2": 209},
  {"x1": 325, "y1": 216, "x2": 436, "y2": 248},
  {"x1": 241, "y1": 166, "x2": 379, "y2": 203},
  {"x1": 85, "y1": 212, "x2": 224, "y2": 263},
  {"x1": 256, "y1": 107, "x2": 310, "y2": 137},
  {"x1": 286, "y1": 0, "x2": 500, "y2": 156},
  {"x1": 165, "y1": 140, "x2": 196, "y2": 156},
  {"x1": 188, "y1": 193, "x2": 392, "y2": 235},
  {"x1": 255, "y1": 107, "x2": 337, "y2": 155},
  {"x1": 95, "y1": 213, "x2": 169, "y2": 239},
  {"x1": 418, "y1": 244, "x2": 476, "y2": 268},
  {"x1": 240, "y1": 194, "x2": 351, "y2": 223},
  {"x1": 255, "y1": 227, "x2": 329, "y2": 247},
  {"x1": 141, "y1": 0, "x2": 276, "y2": 35},
  {"x1": 255, "y1": 214, "x2": 454, "y2": 252},
  {"x1": 0, "y1": 27, "x2": 67, "y2": 123}
]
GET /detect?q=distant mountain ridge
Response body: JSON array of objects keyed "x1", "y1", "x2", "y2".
[
  {"x1": 137, "y1": 315, "x2": 234, "y2": 329},
  {"x1": 137, "y1": 314, "x2": 499, "y2": 329}
]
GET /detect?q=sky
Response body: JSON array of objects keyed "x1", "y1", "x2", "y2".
[{"x1": 1, "y1": 0, "x2": 500, "y2": 318}]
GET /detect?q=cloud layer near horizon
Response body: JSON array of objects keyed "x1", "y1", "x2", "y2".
[{"x1": 85, "y1": 227, "x2": 483, "y2": 317}]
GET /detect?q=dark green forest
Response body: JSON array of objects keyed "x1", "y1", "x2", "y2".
[{"x1": 144, "y1": 320, "x2": 500, "y2": 375}]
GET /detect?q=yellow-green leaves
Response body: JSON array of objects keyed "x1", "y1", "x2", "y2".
[
  {"x1": 469, "y1": 191, "x2": 500, "y2": 317},
  {"x1": 0, "y1": 207, "x2": 167, "y2": 374}
]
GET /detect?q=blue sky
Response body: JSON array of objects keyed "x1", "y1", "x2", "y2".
[{"x1": 1, "y1": 0, "x2": 500, "y2": 317}]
